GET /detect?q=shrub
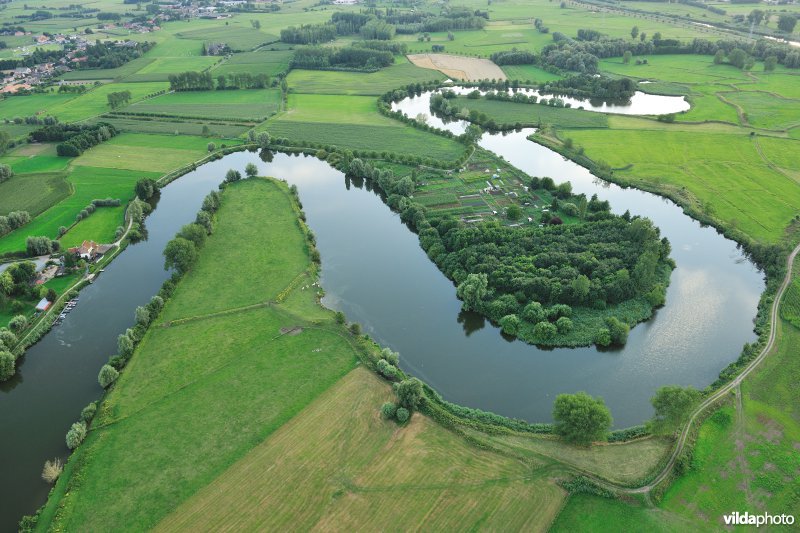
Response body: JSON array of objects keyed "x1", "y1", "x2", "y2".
[
  {"x1": 98, "y1": 364, "x2": 119, "y2": 388},
  {"x1": 334, "y1": 311, "x2": 346, "y2": 324},
  {"x1": 553, "y1": 392, "x2": 612, "y2": 445},
  {"x1": 117, "y1": 333, "x2": 134, "y2": 358},
  {"x1": 533, "y1": 321, "x2": 557, "y2": 339},
  {"x1": 499, "y1": 314, "x2": 520, "y2": 335},
  {"x1": 66, "y1": 421, "x2": 87, "y2": 449},
  {"x1": 605, "y1": 317, "x2": 629, "y2": 345},
  {"x1": 349, "y1": 323, "x2": 361, "y2": 335},
  {"x1": 41, "y1": 458, "x2": 63, "y2": 483},
  {"x1": 0, "y1": 328, "x2": 16, "y2": 347},
  {"x1": 380, "y1": 347, "x2": 399, "y2": 365},
  {"x1": 0, "y1": 351, "x2": 15, "y2": 381},
  {"x1": 80, "y1": 401, "x2": 97, "y2": 423},
  {"x1": 134, "y1": 306, "x2": 150, "y2": 327},
  {"x1": 376, "y1": 359, "x2": 399, "y2": 380},
  {"x1": 556, "y1": 316, "x2": 573, "y2": 333},
  {"x1": 381, "y1": 402, "x2": 397, "y2": 419},
  {"x1": 395, "y1": 407, "x2": 410, "y2": 423},
  {"x1": 594, "y1": 328, "x2": 611, "y2": 347}
]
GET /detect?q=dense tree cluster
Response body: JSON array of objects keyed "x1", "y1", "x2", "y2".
[
  {"x1": 168, "y1": 71, "x2": 214, "y2": 91},
  {"x1": 163, "y1": 191, "x2": 219, "y2": 274},
  {"x1": 386, "y1": 8, "x2": 487, "y2": 34},
  {"x1": 489, "y1": 49, "x2": 537, "y2": 65},
  {"x1": 291, "y1": 46, "x2": 393, "y2": 71},
  {"x1": 216, "y1": 72, "x2": 270, "y2": 90},
  {"x1": 280, "y1": 23, "x2": 337, "y2": 45},
  {"x1": 30, "y1": 122, "x2": 117, "y2": 157},
  {"x1": 77, "y1": 41, "x2": 153, "y2": 69},
  {"x1": 0, "y1": 211, "x2": 30, "y2": 238},
  {"x1": 353, "y1": 39, "x2": 408, "y2": 55},
  {"x1": 106, "y1": 90, "x2": 131, "y2": 109},
  {"x1": 544, "y1": 74, "x2": 637, "y2": 101}
]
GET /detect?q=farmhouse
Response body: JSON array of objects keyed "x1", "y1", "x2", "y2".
[{"x1": 68, "y1": 241, "x2": 113, "y2": 261}]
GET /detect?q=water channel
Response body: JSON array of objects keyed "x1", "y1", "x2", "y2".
[{"x1": 0, "y1": 90, "x2": 764, "y2": 530}]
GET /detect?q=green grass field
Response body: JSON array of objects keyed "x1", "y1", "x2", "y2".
[
  {"x1": 501, "y1": 64, "x2": 562, "y2": 83},
  {"x1": 451, "y1": 96, "x2": 610, "y2": 128},
  {"x1": 175, "y1": 25, "x2": 279, "y2": 51},
  {"x1": 97, "y1": 117, "x2": 249, "y2": 138},
  {"x1": 0, "y1": 93, "x2": 78, "y2": 121},
  {"x1": 266, "y1": 94, "x2": 466, "y2": 161},
  {"x1": 286, "y1": 57, "x2": 444, "y2": 96},
  {"x1": 45, "y1": 82, "x2": 169, "y2": 122},
  {"x1": 126, "y1": 89, "x2": 281, "y2": 121}
]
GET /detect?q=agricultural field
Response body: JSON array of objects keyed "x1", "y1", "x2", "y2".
[
  {"x1": 213, "y1": 50, "x2": 294, "y2": 78},
  {"x1": 125, "y1": 89, "x2": 281, "y2": 121},
  {"x1": 44, "y1": 83, "x2": 169, "y2": 122},
  {"x1": 450, "y1": 96, "x2": 610, "y2": 128}
]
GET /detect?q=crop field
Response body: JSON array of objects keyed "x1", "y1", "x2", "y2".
[
  {"x1": 0, "y1": 165, "x2": 155, "y2": 254},
  {"x1": 0, "y1": 172, "x2": 70, "y2": 218},
  {"x1": 96, "y1": 117, "x2": 249, "y2": 138},
  {"x1": 0, "y1": 93, "x2": 78, "y2": 121},
  {"x1": 501, "y1": 64, "x2": 562, "y2": 83},
  {"x1": 126, "y1": 89, "x2": 281, "y2": 121},
  {"x1": 266, "y1": 94, "x2": 466, "y2": 161},
  {"x1": 408, "y1": 53, "x2": 507, "y2": 80},
  {"x1": 213, "y1": 50, "x2": 293, "y2": 78},
  {"x1": 286, "y1": 58, "x2": 443, "y2": 95},
  {"x1": 155, "y1": 367, "x2": 566, "y2": 532},
  {"x1": 450, "y1": 96, "x2": 610, "y2": 128}
]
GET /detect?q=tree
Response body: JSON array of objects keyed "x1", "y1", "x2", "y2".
[
  {"x1": 571, "y1": 274, "x2": 590, "y2": 302},
  {"x1": 245, "y1": 162, "x2": 258, "y2": 178},
  {"x1": 728, "y1": 48, "x2": 748, "y2": 69},
  {"x1": 98, "y1": 364, "x2": 119, "y2": 388},
  {"x1": 764, "y1": 55, "x2": 777, "y2": 72},
  {"x1": 394, "y1": 378, "x2": 424, "y2": 410},
  {"x1": 66, "y1": 421, "x2": 87, "y2": 449},
  {"x1": 0, "y1": 350, "x2": 14, "y2": 381},
  {"x1": 552, "y1": 391, "x2": 612, "y2": 445},
  {"x1": 9, "y1": 315, "x2": 27, "y2": 332},
  {"x1": 456, "y1": 273, "x2": 488, "y2": 312},
  {"x1": 225, "y1": 169, "x2": 242, "y2": 183},
  {"x1": 713, "y1": 49, "x2": 724, "y2": 65},
  {"x1": 533, "y1": 321, "x2": 557, "y2": 339},
  {"x1": 506, "y1": 204, "x2": 522, "y2": 221},
  {"x1": 163, "y1": 237, "x2": 198, "y2": 274},
  {"x1": 135, "y1": 178, "x2": 156, "y2": 200},
  {"x1": 41, "y1": 457, "x2": 63, "y2": 483},
  {"x1": 177, "y1": 223, "x2": 207, "y2": 248},
  {"x1": 207, "y1": 142, "x2": 216, "y2": 152},
  {"x1": 80, "y1": 402, "x2": 97, "y2": 423},
  {"x1": 649, "y1": 385, "x2": 700, "y2": 434},
  {"x1": 0, "y1": 163, "x2": 13, "y2": 183},
  {"x1": 257, "y1": 131, "x2": 270, "y2": 148},
  {"x1": 623, "y1": 50, "x2": 632, "y2": 64},
  {"x1": 134, "y1": 305, "x2": 150, "y2": 326},
  {"x1": 778, "y1": 15, "x2": 797, "y2": 34},
  {"x1": 630, "y1": 26, "x2": 639, "y2": 39},
  {"x1": 747, "y1": 9, "x2": 765, "y2": 26},
  {"x1": 500, "y1": 314, "x2": 520, "y2": 335},
  {"x1": 594, "y1": 328, "x2": 611, "y2": 347},
  {"x1": 522, "y1": 301, "x2": 545, "y2": 323},
  {"x1": 118, "y1": 332, "x2": 134, "y2": 357},
  {"x1": 556, "y1": 316, "x2": 573, "y2": 334}
]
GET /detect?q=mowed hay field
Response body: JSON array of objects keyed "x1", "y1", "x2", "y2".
[
  {"x1": 42, "y1": 179, "x2": 359, "y2": 531},
  {"x1": 266, "y1": 94, "x2": 466, "y2": 161},
  {"x1": 451, "y1": 96, "x2": 609, "y2": 128},
  {"x1": 156, "y1": 367, "x2": 565, "y2": 532}
]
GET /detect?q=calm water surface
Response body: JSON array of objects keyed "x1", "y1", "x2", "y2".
[{"x1": 0, "y1": 91, "x2": 763, "y2": 528}]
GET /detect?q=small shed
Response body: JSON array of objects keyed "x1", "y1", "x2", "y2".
[{"x1": 35, "y1": 298, "x2": 52, "y2": 312}]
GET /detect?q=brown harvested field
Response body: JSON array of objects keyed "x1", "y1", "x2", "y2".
[
  {"x1": 155, "y1": 368, "x2": 565, "y2": 532},
  {"x1": 407, "y1": 53, "x2": 507, "y2": 81}
]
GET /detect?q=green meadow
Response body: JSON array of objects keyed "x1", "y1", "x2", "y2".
[{"x1": 126, "y1": 89, "x2": 281, "y2": 121}]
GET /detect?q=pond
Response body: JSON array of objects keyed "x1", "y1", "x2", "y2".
[{"x1": 0, "y1": 114, "x2": 763, "y2": 528}]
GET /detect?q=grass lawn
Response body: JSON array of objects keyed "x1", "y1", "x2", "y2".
[
  {"x1": 551, "y1": 494, "x2": 688, "y2": 532},
  {"x1": 0, "y1": 166, "x2": 158, "y2": 254},
  {"x1": 60, "y1": 206, "x2": 126, "y2": 248},
  {"x1": 0, "y1": 93, "x2": 78, "y2": 121},
  {"x1": 96, "y1": 117, "x2": 249, "y2": 138},
  {"x1": 450, "y1": 96, "x2": 610, "y2": 128},
  {"x1": 501, "y1": 64, "x2": 562, "y2": 83},
  {"x1": 175, "y1": 25, "x2": 278, "y2": 51},
  {"x1": 286, "y1": 57, "x2": 444, "y2": 96},
  {"x1": 266, "y1": 94, "x2": 466, "y2": 161},
  {"x1": 723, "y1": 91, "x2": 800, "y2": 131},
  {"x1": 565, "y1": 128, "x2": 800, "y2": 242},
  {"x1": 127, "y1": 89, "x2": 281, "y2": 121}
]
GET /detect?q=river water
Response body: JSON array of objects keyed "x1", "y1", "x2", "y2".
[{"x1": 0, "y1": 92, "x2": 763, "y2": 529}]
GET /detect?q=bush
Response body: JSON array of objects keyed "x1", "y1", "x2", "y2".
[
  {"x1": 66, "y1": 421, "x2": 87, "y2": 449},
  {"x1": 499, "y1": 314, "x2": 520, "y2": 335},
  {"x1": 376, "y1": 358, "x2": 399, "y2": 380},
  {"x1": 380, "y1": 347, "x2": 399, "y2": 365},
  {"x1": 394, "y1": 378, "x2": 424, "y2": 410},
  {"x1": 349, "y1": 323, "x2": 361, "y2": 335},
  {"x1": 556, "y1": 316, "x2": 573, "y2": 333},
  {"x1": 41, "y1": 458, "x2": 63, "y2": 484},
  {"x1": 594, "y1": 328, "x2": 611, "y2": 347},
  {"x1": 80, "y1": 402, "x2": 97, "y2": 423},
  {"x1": 117, "y1": 333, "x2": 134, "y2": 358},
  {"x1": 98, "y1": 364, "x2": 119, "y2": 388},
  {"x1": 395, "y1": 407, "x2": 410, "y2": 423},
  {"x1": 605, "y1": 316, "x2": 629, "y2": 345},
  {"x1": 0, "y1": 328, "x2": 16, "y2": 347},
  {"x1": 0, "y1": 351, "x2": 15, "y2": 381},
  {"x1": 553, "y1": 392, "x2": 612, "y2": 445},
  {"x1": 381, "y1": 402, "x2": 397, "y2": 419},
  {"x1": 533, "y1": 321, "x2": 557, "y2": 339}
]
